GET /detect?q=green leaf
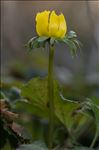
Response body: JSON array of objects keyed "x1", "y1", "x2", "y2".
[
  {"x1": 63, "y1": 38, "x2": 78, "y2": 56},
  {"x1": 26, "y1": 37, "x2": 37, "y2": 49},
  {"x1": 84, "y1": 98, "x2": 99, "y2": 125},
  {"x1": 20, "y1": 77, "x2": 49, "y2": 118},
  {"x1": 53, "y1": 146, "x2": 94, "y2": 150},
  {"x1": 16, "y1": 77, "x2": 80, "y2": 129},
  {"x1": 37, "y1": 36, "x2": 49, "y2": 42},
  {"x1": 26, "y1": 36, "x2": 49, "y2": 51},
  {"x1": 92, "y1": 98, "x2": 99, "y2": 124},
  {"x1": 15, "y1": 99, "x2": 48, "y2": 118},
  {"x1": 72, "y1": 39, "x2": 82, "y2": 50},
  {"x1": 71, "y1": 147, "x2": 94, "y2": 150},
  {"x1": 16, "y1": 141, "x2": 48, "y2": 150},
  {"x1": 0, "y1": 91, "x2": 7, "y2": 99},
  {"x1": 67, "y1": 31, "x2": 77, "y2": 39},
  {"x1": 82, "y1": 98, "x2": 99, "y2": 148},
  {"x1": 90, "y1": 98, "x2": 99, "y2": 146},
  {"x1": 56, "y1": 31, "x2": 81, "y2": 57}
]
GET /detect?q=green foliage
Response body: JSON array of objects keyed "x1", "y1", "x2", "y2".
[
  {"x1": 16, "y1": 141, "x2": 48, "y2": 150},
  {"x1": 16, "y1": 77, "x2": 81, "y2": 130},
  {"x1": 91, "y1": 97, "x2": 99, "y2": 125},
  {"x1": 61, "y1": 31, "x2": 81, "y2": 56},
  {"x1": 1, "y1": 68, "x2": 99, "y2": 150},
  {"x1": 1, "y1": 77, "x2": 99, "y2": 149},
  {"x1": 71, "y1": 147, "x2": 94, "y2": 150},
  {"x1": 82, "y1": 98, "x2": 99, "y2": 148},
  {"x1": 17, "y1": 144, "x2": 94, "y2": 150},
  {"x1": 14, "y1": 77, "x2": 99, "y2": 149},
  {"x1": 25, "y1": 36, "x2": 49, "y2": 51},
  {"x1": 25, "y1": 31, "x2": 81, "y2": 57},
  {"x1": 82, "y1": 98, "x2": 99, "y2": 132}
]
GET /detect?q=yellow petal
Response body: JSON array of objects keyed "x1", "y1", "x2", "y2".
[
  {"x1": 49, "y1": 11, "x2": 59, "y2": 37},
  {"x1": 36, "y1": 10, "x2": 50, "y2": 36},
  {"x1": 56, "y1": 13, "x2": 67, "y2": 38}
]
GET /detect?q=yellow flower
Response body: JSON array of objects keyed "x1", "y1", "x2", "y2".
[{"x1": 36, "y1": 10, "x2": 67, "y2": 38}]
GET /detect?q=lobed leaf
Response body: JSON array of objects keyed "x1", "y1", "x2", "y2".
[{"x1": 16, "y1": 77, "x2": 81, "y2": 129}]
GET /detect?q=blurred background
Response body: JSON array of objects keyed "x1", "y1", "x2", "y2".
[{"x1": 1, "y1": 1, "x2": 99, "y2": 98}]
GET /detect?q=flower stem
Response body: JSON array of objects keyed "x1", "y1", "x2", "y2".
[{"x1": 48, "y1": 44, "x2": 55, "y2": 150}]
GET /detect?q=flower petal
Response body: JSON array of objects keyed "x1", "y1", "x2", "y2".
[
  {"x1": 36, "y1": 10, "x2": 50, "y2": 37},
  {"x1": 56, "y1": 13, "x2": 67, "y2": 38},
  {"x1": 49, "y1": 11, "x2": 59, "y2": 37}
]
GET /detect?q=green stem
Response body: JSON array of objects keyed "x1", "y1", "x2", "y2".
[
  {"x1": 48, "y1": 44, "x2": 55, "y2": 150},
  {"x1": 90, "y1": 127, "x2": 99, "y2": 148}
]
